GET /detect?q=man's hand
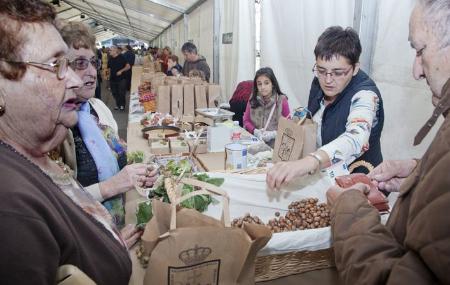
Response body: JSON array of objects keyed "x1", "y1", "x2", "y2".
[
  {"x1": 368, "y1": 160, "x2": 417, "y2": 192},
  {"x1": 266, "y1": 156, "x2": 319, "y2": 191},
  {"x1": 116, "y1": 70, "x2": 122, "y2": 76},
  {"x1": 326, "y1": 183, "x2": 370, "y2": 207}
]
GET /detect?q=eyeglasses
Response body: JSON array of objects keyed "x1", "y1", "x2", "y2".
[
  {"x1": 312, "y1": 64, "x2": 353, "y2": 80},
  {"x1": 69, "y1": 57, "x2": 98, "y2": 71},
  {"x1": 0, "y1": 58, "x2": 69, "y2": 79}
]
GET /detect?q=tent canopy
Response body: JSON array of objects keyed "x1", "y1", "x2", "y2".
[{"x1": 48, "y1": 0, "x2": 205, "y2": 43}]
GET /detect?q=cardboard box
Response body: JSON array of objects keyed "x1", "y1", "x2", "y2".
[
  {"x1": 169, "y1": 139, "x2": 190, "y2": 154},
  {"x1": 149, "y1": 139, "x2": 170, "y2": 154}
]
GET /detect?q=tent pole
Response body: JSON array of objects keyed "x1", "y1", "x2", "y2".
[{"x1": 353, "y1": 0, "x2": 378, "y2": 76}]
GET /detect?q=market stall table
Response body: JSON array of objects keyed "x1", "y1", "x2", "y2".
[{"x1": 125, "y1": 65, "x2": 341, "y2": 285}]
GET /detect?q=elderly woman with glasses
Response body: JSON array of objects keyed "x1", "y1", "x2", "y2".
[
  {"x1": 57, "y1": 22, "x2": 158, "y2": 235},
  {"x1": 0, "y1": 0, "x2": 132, "y2": 284},
  {"x1": 267, "y1": 26, "x2": 384, "y2": 190}
]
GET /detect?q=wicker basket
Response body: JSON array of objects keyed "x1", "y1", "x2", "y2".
[{"x1": 255, "y1": 248, "x2": 335, "y2": 282}]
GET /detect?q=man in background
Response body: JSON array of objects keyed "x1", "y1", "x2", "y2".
[
  {"x1": 123, "y1": 45, "x2": 135, "y2": 91},
  {"x1": 108, "y1": 45, "x2": 129, "y2": 110},
  {"x1": 181, "y1": 42, "x2": 211, "y2": 82}
]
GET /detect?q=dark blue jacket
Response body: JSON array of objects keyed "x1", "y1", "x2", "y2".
[{"x1": 308, "y1": 70, "x2": 384, "y2": 172}]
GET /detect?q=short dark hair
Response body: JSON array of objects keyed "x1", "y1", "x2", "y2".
[
  {"x1": 0, "y1": 0, "x2": 56, "y2": 80},
  {"x1": 250, "y1": 67, "x2": 285, "y2": 108},
  {"x1": 169, "y1": 54, "x2": 179, "y2": 63},
  {"x1": 181, "y1": 42, "x2": 197, "y2": 54},
  {"x1": 314, "y1": 26, "x2": 362, "y2": 66}
]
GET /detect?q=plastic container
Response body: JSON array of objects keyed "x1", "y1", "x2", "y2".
[
  {"x1": 224, "y1": 143, "x2": 247, "y2": 170},
  {"x1": 231, "y1": 121, "x2": 241, "y2": 142}
]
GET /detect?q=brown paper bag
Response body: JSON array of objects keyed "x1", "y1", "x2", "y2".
[
  {"x1": 156, "y1": 85, "x2": 171, "y2": 114},
  {"x1": 272, "y1": 117, "x2": 317, "y2": 162},
  {"x1": 183, "y1": 84, "x2": 195, "y2": 116},
  {"x1": 150, "y1": 74, "x2": 165, "y2": 90},
  {"x1": 142, "y1": 178, "x2": 272, "y2": 285},
  {"x1": 208, "y1": 84, "x2": 221, "y2": 108},
  {"x1": 194, "y1": 85, "x2": 208, "y2": 109},
  {"x1": 171, "y1": 85, "x2": 183, "y2": 118},
  {"x1": 154, "y1": 61, "x2": 162, "y2": 72}
]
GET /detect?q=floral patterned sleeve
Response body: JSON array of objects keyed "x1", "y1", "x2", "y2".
[{"x1": 319, "y1": 90, "x2": 380, "y2": 166}]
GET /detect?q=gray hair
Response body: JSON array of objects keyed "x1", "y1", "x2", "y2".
[{"x1": 418, "y1": 0, "x2": 450, "y2": 48}]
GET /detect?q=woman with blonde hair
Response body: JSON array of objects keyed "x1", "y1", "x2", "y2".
[{"x1": 58, "y1": 21, "x2": 158, "y2": 235}]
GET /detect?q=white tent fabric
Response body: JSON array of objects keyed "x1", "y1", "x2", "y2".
[
  {"x1": 260, "y1": 0, "x2": 355, "y2": 109},
  {"x1": 188, "y1": 0, "x2": 214, "y2": 80},
  {"x1": 371, "y1": 0, "x2": 438, "y2": 159},
  {"x1": 219, "y1": 0, "x2": 255, "y2": 101}
]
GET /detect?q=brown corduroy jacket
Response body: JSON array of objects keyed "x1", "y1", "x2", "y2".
[{"x1": 331, "y1": 79, "x2": 450, "y2": 284}]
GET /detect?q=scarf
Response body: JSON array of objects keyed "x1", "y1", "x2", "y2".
[{"x1": 78, "y1": 102, "x2": 120, "y2": 181}]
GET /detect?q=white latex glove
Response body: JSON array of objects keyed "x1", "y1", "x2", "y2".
[
  {"x1": 99, "y1": 163, "x2": 159, "y2": 199},
  {"x1": 253, "y1": 128, "x2": 263, "y2": 140},
  {"x1": 261, "y1": 130, "x2": 277, "y2": 142}
]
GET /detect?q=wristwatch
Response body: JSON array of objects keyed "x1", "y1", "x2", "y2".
[{"x1": 307, "y1": 152, "x2": 322, "y2": 175}]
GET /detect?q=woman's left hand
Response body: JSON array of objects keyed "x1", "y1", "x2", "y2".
[
  {"x1": 120, "y1": 224, "x2": 143, "y2": 248},
  {"x1": 266, "y1": 156, "x2": 319, "y2": 191}
]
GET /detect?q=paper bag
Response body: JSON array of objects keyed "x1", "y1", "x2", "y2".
[
  {"x1": 156, "y1": 85, "x2": 171, "y2": 114},
  {"x1": 150, "y1": 75, "x2": 166, "y2": 93},
  {"x1": 183, "y1": 84, "x2": 195, "y2": 116},
  {"x1": 272, "y1": 117, "x2": 317, "y2": 162},
  {"x1": 208, "y1": 84, "x2": 221, "y2": 108},
  {"x1": 141, "y1": 178, "x2": 272, "y2": 285},
  {"x1": 171, "y1": 85, "x2": 183, "y2": 118},
  {"x1": 194, "y1": 85, "x2": 208, "y2": 109}
]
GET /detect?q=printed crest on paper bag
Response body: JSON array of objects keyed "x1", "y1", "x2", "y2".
[
  {"x1": 169, "y1": 245, "x2": 220, "y2": 285},
  {"x1": 278, "y1": 128, "x2": 294, "y2": 161}
]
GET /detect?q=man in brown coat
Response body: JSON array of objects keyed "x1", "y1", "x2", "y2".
[{"x1": 326, "y1": 0, "x2": 450, "y2": 284}]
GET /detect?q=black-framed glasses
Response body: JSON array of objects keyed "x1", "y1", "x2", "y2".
[
  {"x1": 312, "y1": 64, "x2": 353, "y2": 80},
  {"x1": 69, "y1": 57, "x2": 98, "y2": 71},
  {"x1": 0, "y1": 57, "x2": 69, "y2": 79}
]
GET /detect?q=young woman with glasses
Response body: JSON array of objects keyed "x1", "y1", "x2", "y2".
[{"x1": 267, "y1": 26, "x2": 384, "y2": 190}]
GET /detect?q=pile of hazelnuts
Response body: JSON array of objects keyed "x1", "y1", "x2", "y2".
[
  {"x1": 232, "y1": 198, "x2": 331, "y2": 233},
  {"x1": 232, "y1": 213, "x2": 265, "y2": 228}
]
